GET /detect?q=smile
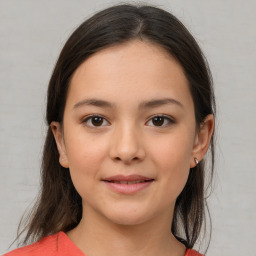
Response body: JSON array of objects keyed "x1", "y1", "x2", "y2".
[
  {"x1": 102, "y1": 175, "x2": 154, "y2": 194},
  {"x1": 106, "y1": 180, "x2": 152, "y2": 184}
]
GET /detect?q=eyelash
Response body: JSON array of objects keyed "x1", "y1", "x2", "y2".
[{"x1": 82, "y1": 114, "x2": 175, "y2": 128}]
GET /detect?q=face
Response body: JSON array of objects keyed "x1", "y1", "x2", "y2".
[{"x1": 52, "y1": 40, "x2": 213, "y2": 226}]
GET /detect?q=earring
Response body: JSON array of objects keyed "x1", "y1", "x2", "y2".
[{"x1": 194, "y1": 157, "x2": 199, "y2": 165}]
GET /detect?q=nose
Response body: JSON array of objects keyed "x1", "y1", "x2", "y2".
[{"x1": 109, "y1": 123, "x2": 146, "y2": 164}]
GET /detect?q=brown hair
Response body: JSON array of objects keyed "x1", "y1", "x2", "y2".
[{"x1": 16, "y1": 3, "x2": 216, "y2": 252}]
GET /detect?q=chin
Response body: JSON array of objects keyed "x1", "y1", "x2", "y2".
[
  {"x1": 113, "y1": 217, "x2": 145, "y2": 226},
  {"x1": 104, "y1": 208, "x2": 154, "y2": 227}
]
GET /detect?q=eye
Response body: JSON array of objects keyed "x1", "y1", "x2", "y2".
[
  {"x1": 146, "y1": 115, "x2": 175, "y2": 127},
  {"x1": 82, "y1": 115, "x2": 110, "y2": 127}
]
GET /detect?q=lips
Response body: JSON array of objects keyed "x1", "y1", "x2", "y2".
[
  {"x1": 107, "y1": 180, "x2": 150, "y2": 184},
  {"x1": 102, "y1": 175, "x2": 154, "y2": 194},
  {"x1": 103, "y1": 174, "x2": 154, "y2": 183}
]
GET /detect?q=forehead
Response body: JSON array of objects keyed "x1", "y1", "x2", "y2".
[
  {"x1": 71, "y1": 40, "x2": 186, "y2": 85},
  {"x1": 67, "y1": 40, "x2": 193, "y2": 110}
]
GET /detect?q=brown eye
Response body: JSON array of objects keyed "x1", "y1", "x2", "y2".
[
  {"x1": 147, "y1": 115, "x2": 174, "y2": 127},
  {"x1": 91, "y1": 116, "x2": 104, "y2": 126},
  {"x1": 152, "y1": 116, "x2": 165, "y2": 126},
  {"x1": 83, "y1": 115, "x2": 109, "y2": 127}
]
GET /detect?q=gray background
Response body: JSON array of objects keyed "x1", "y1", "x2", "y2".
[{"x1": 0, "y1": 0, "x2": 255, "y2": 255}]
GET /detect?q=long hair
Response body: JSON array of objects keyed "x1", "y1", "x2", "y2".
[{"x1": 16, "y1": 3, "x2": 216, "y2": 252}]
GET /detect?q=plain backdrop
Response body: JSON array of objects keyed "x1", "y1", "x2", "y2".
[{"x1": 0, "y1": 0, "x2": 255, "y2": 255}]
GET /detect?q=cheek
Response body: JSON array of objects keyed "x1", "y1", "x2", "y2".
[
  {"x1": 66, "y1": 131, "x2": 108, "y2": 169},
  {"x1": 149, "y1": 130, "x2": 194, "y2": 193},
  {"x1": 150, "y1": 129, "x2": 194, "y2": 168},
  {"x1": 64, "y1": 132, "x2": 109, "y2": 193}
]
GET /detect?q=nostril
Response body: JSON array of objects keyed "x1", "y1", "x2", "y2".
[
  {"x1": 109, "y1": 140, "x2": 146, "y2": 163},
  {"x1": 114, "y1": 156, "x2": 140, "y2": 162}
]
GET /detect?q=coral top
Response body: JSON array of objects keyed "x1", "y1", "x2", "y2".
[{"x1": 4, "y1": 232, "x2": 203, "y2": 256}]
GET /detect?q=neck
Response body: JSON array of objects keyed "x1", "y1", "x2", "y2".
[{"x1": 67, "y1": 205, "x2": 186, "y2": 256}]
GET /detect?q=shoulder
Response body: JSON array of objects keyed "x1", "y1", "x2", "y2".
[
  {"x1": 185, "y1": 249, "x2": 204, "y2": 256},
  {"x1": 3, "y1": 232, "x2": 60, "y2": 256}
]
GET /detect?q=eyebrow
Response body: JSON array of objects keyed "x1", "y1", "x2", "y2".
[{"x1": 73, "y1": 97, "x2": 184, "y2": 110}]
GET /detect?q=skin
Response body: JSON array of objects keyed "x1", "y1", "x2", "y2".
[{"x1": 51, "y1": 40, "x2": 214, "y2": 256}]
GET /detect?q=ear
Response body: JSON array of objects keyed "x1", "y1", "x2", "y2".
[
  {"x1": 190, "y1": 114, "x2": 215, "y2": 168},
  {"x1": 50, "y1": 121, "x2": 69, "y2": 168}
]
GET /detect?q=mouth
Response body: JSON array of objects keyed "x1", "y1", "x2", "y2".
[
  {"x1": 102, "y1": 175, "x2": 155, "y2": 194},
  {"x1": 104, "y1": 180, "x2": 153, "y2": 184},
  {"x1": 102, "y1": 174, "x2": 154, "y2": 183}
]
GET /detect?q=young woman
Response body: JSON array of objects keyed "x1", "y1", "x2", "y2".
[{"x1": 5, "y1": 4, "x2": 215, "y2": 256}]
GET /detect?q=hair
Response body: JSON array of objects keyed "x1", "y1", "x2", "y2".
[{"x1": 15, "y1": 3, "x2": 216, "y2": 253}]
